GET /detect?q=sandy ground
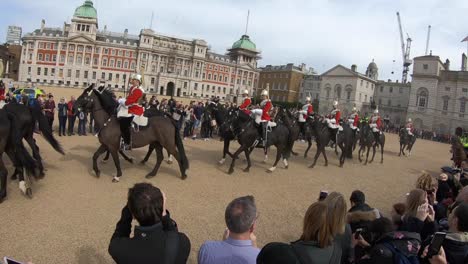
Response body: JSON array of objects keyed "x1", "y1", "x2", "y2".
[{"x1": 0, "y1": 126, "x2": 452, "y2": 263}]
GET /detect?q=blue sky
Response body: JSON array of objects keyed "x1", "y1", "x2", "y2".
[{"x1": 1, "y1": 0, "x2": 468, "y2": 81}]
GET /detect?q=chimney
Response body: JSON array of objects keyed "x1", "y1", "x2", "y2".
[
  {"x1": 124, "y1": 29, "x2": 128, "y2": 39},
  {"x1": 104, "y1": 25, "x2": 107, "y2": 33},
  {"x1": 388, "y1": 79, "x2": 391, "y2": 82},
  {"x1": 351, "y1": 64, "x2": 357, "y2": 72},
  {"x1": 40, "y1": 19, "x2": 45, "y2": 32},
  {"x1": 462, "y1": 53, "x2": 467, "y2": 71},
  {"x1": 62, "y1": 22, "x2": 66, "y2": 35},
  {"x1": 444, "y1": 59, "x2": 450, "y2": 70}
]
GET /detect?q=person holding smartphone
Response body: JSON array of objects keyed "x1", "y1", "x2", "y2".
[{"x1": 399, "y1": 189, "x2": 437, "y2": 241}]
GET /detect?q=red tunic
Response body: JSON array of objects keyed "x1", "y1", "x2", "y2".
[
  {"x1": 406, "y1": 123, "x2": 414, "y2": 132},
  {"x1": 0, "y1": 95, "x2": 4, "y2": 101},
  {"x1": 373, "y1": 116, "x2": 382, "y2": 129},
  {"x1": 261, "y1": 100, "x2": 272, "y2": 121},
  {"x1": 125, "y1": 86, "x2": 144, "y2": 116},
  {"x1": 239, "y1": 97, "x2": 251, "y2": 115},
  {"x1": 303, "y1": 104, "x2": 313, "y2": 119},
  {"x1": 334, "y1": 111, "x2": 341, "y2": 124},
  {"x1": 353, "y1": 115, "x2": 359, "y2": 127},
  {"x1": 0, "y1": 88, "x2": 5, "y2": 97}
]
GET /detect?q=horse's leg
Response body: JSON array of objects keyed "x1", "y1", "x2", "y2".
[
  {"x1": 166, "y1": 149, "x2": 173, "y2": 164},
  {"x1": 339, "y1": 144, "x2": 345, "y2": 168},
  {"x1": 145, "y1": 143, "x2": 164, "y2": 179},
  {"x1": 16, "y1": 167, "x2": 32, "y2": 198},
  {"x1": 25, "y1": 136, "x2": 44, "y2": 177},
  {"x1": 309, "y1": 144, "x2": 322, "y2": 168},
  {"x1": 92, "y1": 144, "x2": 107, "y2": 178},
  {"x1": 370, "y1": 144, "x2": 377, "y2": 163},
  {"x1": 243, "y1": 148, "x2": 251, "y2": 172},
  {"x1": 267, "y1": 147, "x2": 282, "y2": 173},
  {"x1": 380, "y1": 142, "x2": 384, "y2": 163},
  {"x1": 141, "y1": 144, "x2": 154, "y2": 165},
  {"x1": 365, "y1": 146, "x2": 371, "y2": 165},
  {"x1": 304, "y1": 139, "x2": 312, "y2": 158},
  {"x1": 102, "y1": 150, "x2": 110, "y2": 163},
  {"x1": 398, "y1": 143, "x2": 402, "y2": 156},
  {"x1": 228, "y1": 145, "x2": 246, "y2": 174},
  {"x1": 263, "y1": 147, "x2": 269, "y2": 163},
  {"x1": 119, "y1": 150, "x2": 134, "y2": 164},
  {"x1": 110, "y1": 150, "x2": 123, "y2": 182},
  {"x1": 322, "y1": 147, "x2": 329, "y2": 167},
  {"x1": 219, "y1": 139, "x2": 230, "y2": 165},
  {"x1": 0, "y1": 157, "x2": 7, "y2": 202},
  {"x1": 358, "y1": 145, "x2": 363, "y2": 163}
]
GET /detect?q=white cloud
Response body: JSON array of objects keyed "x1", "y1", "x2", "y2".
[{"x1": 2, "y1": 0, "x2": 468, "y2": 80}]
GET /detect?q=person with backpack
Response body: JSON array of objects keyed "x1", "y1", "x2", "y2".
[
  {"x1": 108, "y1": 183, "x2": 191, "y2": 264},
  {"x1": 257, "y1": 201, "x2": 343, "y2": 264}
]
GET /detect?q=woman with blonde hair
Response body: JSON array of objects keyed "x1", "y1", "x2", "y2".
[
  {"x1": 257, "y1": 202, "x2": 342, "y2": 264},
  {"x1": 399, "y1": 189, "x2": 437, "y2": 241}
]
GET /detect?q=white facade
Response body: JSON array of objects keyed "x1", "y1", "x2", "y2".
[
  {"x1": 407, "y1": 55, "x2": 468, "y2": 134},
  {"x1": 319, "y1": 63, "x2": 377, "y2": 116},
  {"x1": 299, "y1": 74, "x2": 321, "y2": 103},
  {"x1": 6, "y1": 26, "x2": 22, "y2": 45},
  {"x1": 373, "y1": 80, "x2": 411, "y2": 126}
]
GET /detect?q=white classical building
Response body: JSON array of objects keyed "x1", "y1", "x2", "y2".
[
  {"x1": 373, "y1": 80, "x2": 411, "y2": 126},
  {"x1": 318, "y1": 62, "x2": 378, "y2": 115},
  {"x1": 407, "y1": 54, "x2": 468, "y2": 134},
  {"x1": 18, "y1": 0, "x2": 260, "y2": 102}
]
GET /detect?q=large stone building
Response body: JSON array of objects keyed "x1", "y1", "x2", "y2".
[
  {"x1": 373, "y1": 80, "x2": 411, "y2": 126},
  {"x1": 299, "y1": 73, "x2": 321, "y2": 103},
  {"x1": 407, "y1": 54, "x2": 468, "y2": 134},
  {"x1": 0, "y1": 44, "x2": 22, "y2": 81},
  {"x1": 318, "y1": 62, "x2": 378, "y2": 115},
  {"x1": 6, "y1": 26, "x2": 22, "y2": 45},
  {"x1": 18, "y1": 0, "x2": 260, "y2": 102},
  {"x1": 257, "y1": 63, "x2": 308, "y2": 103}
]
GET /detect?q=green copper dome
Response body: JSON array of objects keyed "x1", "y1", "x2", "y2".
[
  {"x1": 232, "y1": 35, "x2": 256, "y2": 51},
  {"x1": 74, "y1": 0, "x2": 97, "y2": 19}
]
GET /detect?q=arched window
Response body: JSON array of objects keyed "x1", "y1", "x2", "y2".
[
  {"x1": 417, "y1": 88, "x2": 429, "y2": 108},
  {"x1": 442, "y1": 96, "x2": 449, "y2": 111},
  {"x1": 345, "y1": 85, "x2": 352, "y2": 101},
  {"x1": 335, "y1": 84, "x2": 342, "y2": 99}
]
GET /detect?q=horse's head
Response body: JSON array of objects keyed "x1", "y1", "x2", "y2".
[{"x1": 74, "y1": 84, "x2": 96, "y2": 113}]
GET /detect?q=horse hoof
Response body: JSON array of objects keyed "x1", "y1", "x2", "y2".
[
  {"x1": 228, "y1": 168, "x2": 234, "y2": 175},
  {"x1": 129, "y1": 158, "x2": 134, "y2": 164},
  {"x1": 95, "y1": 171, "x2": 100, "y2": 178},
  {"x1": 181, "y1": 174, "x2": 188, "y2": 180},
  {"x1": 218, "y1": 159, "x2": 226, "y2": 165},
  {"x1": 243, "y1": 168, "x2": 250, "y2": 173},
  {"x1": 0, "y1": 197, "x2": 5, "y2": 203},
  {"x1": 266, "y1": 169, "x2": 272, "y2": 173},
  {"x1": 26, "y1": 188, "x2": 33, "y2": 198},
  {"x1": 11, "y1": 174, "x2": 17, "y2": 180},
  {"x1": 308, "y1": 164, "x2": 315, "y2": 168},
  {"x1": 145, "y1": 174, "x2": 155, "y2": 179},
  {"x1": 140, "y1": 160, "x2": 147, "y2": 165},
  {"x1": 325, "y1": 164, "x2": 328, "y2": 167},
  {"x1": 112, "y1": 177, "x2": 120, "y2": 183},
  {"x1": 285, "y1": 165, "x2": 289, "y2": 169}
]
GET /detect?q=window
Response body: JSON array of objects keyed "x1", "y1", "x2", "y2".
[
  {"x1": 102, "y1": 58, "x2": 107, "y2": 66},
  {"x1": 95, "y1": 47, "x2": 100, "y2": 54},
  {"x1": 83, "y1": 71, "x2": 88, "y2": 79},
  {"x1": 208, "y1": 74, "x2": 211, "y2": 80},
  {"x1": 423, "y1": 64, "x2": 428, "y2": 70},
  {"x1": 92, "y1": 71, "x2": 96, "y2": 79},
  {"x1": 86, "y1": 46, "x2": 92, "y2": 53},
  {"x1": 44, "y1": 54, "x2": 50, "y2": 61},
  {"x1": 108, "y1": 73, "x2": 112, "y2": 81},
  {"x1": 46, "y1": 43, "x2": 51, "y2": 49},
  {"x1": 44, "y1": 68, "x2": 48, "y2": 76},
  {"x1": 124, "y1": 61, "x2": 129, "y2": 69},
  {"x1": 39, "y1": 42, "x2": 44, "y2": 49},
  {"x1": 117, "y1": 60, "x2": 121, "y2": 68},
  {"x1": 463, "y1": 88, "x2": 468, "y2": 93},
  {"x1": 78, "y1": 45, "x2": 84, "y2": 52},
  {"x1": 104, "y1": 48, "x2": 108, "y2": 54},
  {"x1": 400, "y1": 87, "x2": 403, "y2": 93},
  {"x1": 378, "y1": 98, "x2": 382, "y2": 105},
  {"x1": 52, "y1": 55, "x2": 57, "y2": 62},
  {"x1": 27, "y1": 67, "x2": 31, "y2": 74},
  {"x1": 67, "y1": 69, "x2": 72, "y2": 78},
  {"x1": 160, "y1": 66, "x2": 164, "y2": 72},
  {"x1": 58, "y1": 69, "x2": 63, "y2": 77},
  {"x1": 151, "y1": 78, "x2": 155, "y2": 85},
  {"x1": 76, "y1": 70, "x2": 80, "y2": 78},
  {"x1": 29, "y1": 53, "x2": 33, "y2": 60},
  {"x1": 390, "y1": 87, "x2": 393, "y2": 93},
  {"x1": 126, "y1": 51, "x2": 130, "y2": 57},
  {"x1": 417, "y1": 88, "x2": 428, "y2": 108},
  {"x1": 85, "y1": 56, "x2": 90, "y2": 65},
  {"x1": 131, "y1": 62, "x2": 136, "y2": 69},
  {"x1": 461, "y1": 100, "x2": 466, "y2": 113},
  {"x1": 101, "y1": 72, "x2": 105, "y2": 79},
  {"x1": 38, "y1": 53, "x2": 43, "y2": 61},
  {"x1": 443, "y1": 98, "x2": 449, "y2": 111},
  {"x1": 110, "y1": 59, "x2": 115, "y2": 67},
  {"x1": 326, "y1": 89, "x2": 330, "y2": 98},
  {"x1": 346, "y1": 91, "x2": 351, "y2": 100},
  {"x1": 77, "y1": 55, "x2": 82, "y2": 64},
  {"x1": 380, "y1": 86, "x2": 384, "y2": 92},
  {"x1": 387, "y1": 99, "x2": 391, "y2": 106},
  {"x1": 69, "y1": 45, "x2": 75, "y2": 51},
  {"x1": 360, "y1": 80, "x2": 363, "y2": 86},
  {"x1": 68, "y1": 55, "x2": 74, "y2": 64},
  {"x1": 118, "y1": 50, "x2": 123, "y2": 56},
  {"x1": 93, "y1": 57, "x2": 98, "y2": 65},
  {"x1": 37, "y1": 67, "x2": 41, "y2": 75},
  {"x1": 111, "y1": 49, "x2": 116, "y2": 56}
]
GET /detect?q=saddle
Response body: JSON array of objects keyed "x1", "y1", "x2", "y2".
[{"x1": 117, "y1": 105, "x2": 149, "y2": 127}]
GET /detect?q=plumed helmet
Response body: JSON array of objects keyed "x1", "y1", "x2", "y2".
[
  {"x1": 408, "y1": 118, "x2": 412, "y2": 122},
  {"x1": 132, "y1": 74, "x2": 142, "y2": 84},
  {"x1": 261, "y1": 89, "x2": 269, "y2": 96},
  {"x1": 242, "y1": 89, "x2": 249, "y2": 95},
  {"x1": 352, "y1": 107, "x2": 357, "y2": 112},
  {"x1": 374, "y1": 109, "x2": 379, "y2": 114},
  {"x1": 333, "y1": 101, "x2": 338, "y2": 106},
  {"x1": 306, "y1": 97, "x2": 311, "y2": 102}
]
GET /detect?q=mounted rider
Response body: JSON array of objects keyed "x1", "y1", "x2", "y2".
[
  {"x1": 406, "y1": 118, "x2": 414, "y2": 137},
  {"x1": 239, "y1": 89, "x2": 251, "y2": 115},
  {"x1": 298, "y1": 96, "x2": 314, "y2": 138},
  {"x1": 117, "y1": 74, "x2": 145, "y2": 151},
  {"x1": 369, "y1": 108, "x2": 382, "y2": 143},
  {"x1": 325, "y1": 100, "x2": 342, "y2": 131},
  {"x1": 251, "y1": 89, "x2": 274, "y2": 148},
  {"x1": 348, "y1": 107, "x2": 359, "y2": 131}
]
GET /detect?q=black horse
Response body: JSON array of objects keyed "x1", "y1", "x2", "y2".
[
  {"x1": 399, "y1": 128, "x2": 416, "y2": 156},
  {"x1": 336, "y1": 123, "x2": 354, "y2": 167},
  {"x1": 306, "y1": 115, "x2": 331, "y2": 168},
  {"x1": 224, "y1": 108, "x2": 291, "y2": 174},
  {"x1": 358, "y1": 120, "x2": 375, "y2": 165}
]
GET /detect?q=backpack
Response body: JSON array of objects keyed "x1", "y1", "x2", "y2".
[{"x1": 369, "y1": 231, "x2": 421, "y2": 264}]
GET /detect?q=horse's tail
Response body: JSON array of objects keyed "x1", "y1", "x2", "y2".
[
  {"x1": 283, "y1": 126, "x2": 294, "y2": 159},
  {"x1": 30, "y1": 104, "x2": 65, "y2": 155},
  {"x1": 9, "y1": 119, "x2": 37, "y2": 176},
  {"x1": 174, "y1": 126, "x2": 189, "y2": 170}
]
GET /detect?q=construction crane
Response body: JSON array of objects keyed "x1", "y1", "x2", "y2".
[
  {"x1": 425, "y1": 25, "x2": 431, "y2": 55},
  {"x1": 396, "y1": 12, "x2": 412, "y2": 83}
]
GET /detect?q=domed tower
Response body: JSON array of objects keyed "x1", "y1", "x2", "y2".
[
  {"x1": 227, "y1": 35, "x2": 261, "y2": 67},
  {"x1": 69, "y1": 0, "x2": 98, "y2": 40},
  {"x1": 366, "y1": 59, "x2": 378, "y2": 80}
]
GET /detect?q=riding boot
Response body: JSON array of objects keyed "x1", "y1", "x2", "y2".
[
  {"x1": 262, "y1": 122, "x2": 268, "y2": 150},
  {"x1": 119, "y1": 117, "x2": 133, "y2": 150},
  {"x1": 373, "y1": 132, "x2": 380, "y2": 145},
  {"x1": 256, "y1": 123, "x2": 263, "y2": 147}
]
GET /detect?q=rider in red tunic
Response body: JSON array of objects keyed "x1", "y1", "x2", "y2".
[
  {"x1": 370, "y1": 108, "x2": 382, "y2": 143},
  {"x1": 239, "y1": 89, "x2": 251, "y2": 115},
  {"x1": 118, "y1": 74, "x2": 145, "y2": 150},
  {"x1": 251, "y1": 89, "x2": 273, "y2": 147},
  {"x1": 406, "y1": 118, "x2": 414, "y2": 136}
]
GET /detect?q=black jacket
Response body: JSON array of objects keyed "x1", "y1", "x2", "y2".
[
  {"x1": 398, "y1": 216, "x2": 437, "y2": 242},
  {"x1": 443, "y1": 232, "x2": 468, "y2": 264},
  {"x1": 108, "y1": 206, "x2": 191, "y2": 264}
]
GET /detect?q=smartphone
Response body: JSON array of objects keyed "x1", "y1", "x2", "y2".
[
  {"x1": 3, "y1": 257, "x2": 23, "y2": 264},
  {"x1": 318, "y1": 190, "x2": 328, "y2": 201},
  {"x1": 354, "y1": 228, "x2": 363, "y2": 239},
  {"x1": 427, "y1": 232, "x2": 446, "y2": 258}
]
